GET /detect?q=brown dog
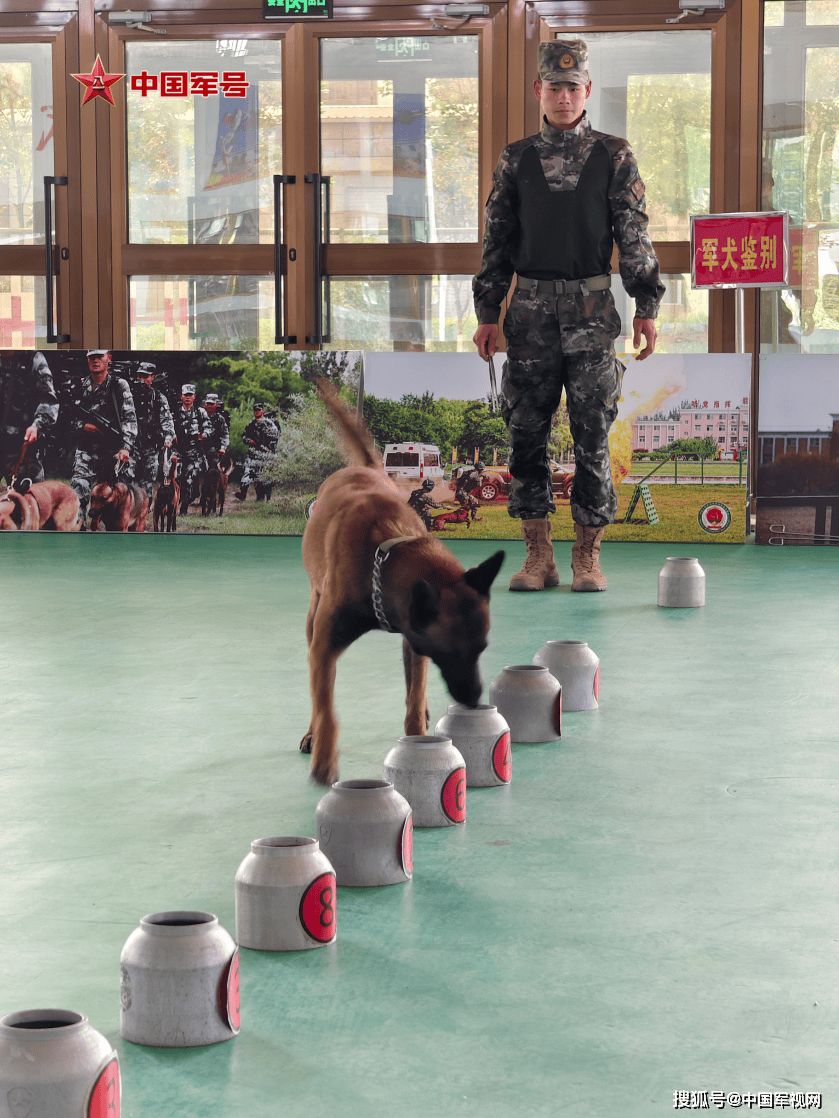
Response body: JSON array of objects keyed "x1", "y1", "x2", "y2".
[
  {"x1": 90, "y1": 474, "x2": 150, "y2": 532},
  {"x1": 27, "y1": 481, "x2": 80, "y2": 531},
  {"x1": 300, "y1": 379, "x2": 505, "y2": 785},
  {"x1": 430, "y1": 504, "x2": 473, "y2": 531},
  {"x1": 154, "y1": 454, "x2": 180, "y2": 533},
  {"x1": 200, "y1": 453, "x2": 229, "y2": 517},
  {"x1": 0, "y1": 487, "x2": 39, "y2": 530}
]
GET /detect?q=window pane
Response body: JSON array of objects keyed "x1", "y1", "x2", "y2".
[
  {"x1": 0, "y1": 275, "x2": 56, "y2": 348},
  {"x1": 129, "y1": 275, "x2": 282, "y2": 350},
  {"x1": 0, "y1": 45, "x2": 53, "y2": 245},
  {"x1": 324, "y1": 275, "x2": 478, "y2": 350},
  {"x1": 613, "y1": 273, "x2": 708, "y2": 354},
  {"x1": 125, "y1": 40, "x2": 282, "y2": 246},
  {"x1": 320, "y1": 37, "x2": 480, "y2": 244},
  {"x1": 581, "y1": 32, "x2": 712, "y2": 241},
  {"x1": 763, "y1": 2, "x2": 839, "y2": 352}
]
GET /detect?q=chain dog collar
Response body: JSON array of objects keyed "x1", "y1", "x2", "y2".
[{"x1": 372, "y1": 536, "x2": 417, "y2": 632}]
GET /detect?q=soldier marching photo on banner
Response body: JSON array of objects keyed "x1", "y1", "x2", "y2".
[{"x1": 0, "y1": 348, "x2": 361, "y2": 535}]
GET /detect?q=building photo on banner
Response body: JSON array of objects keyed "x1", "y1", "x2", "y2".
[
  {"x1": 363, "y1": 351, "x2": 751, "y2": 545},
  {"x1": 755, "y1": 355, "x2": 839, "y2": 546}
]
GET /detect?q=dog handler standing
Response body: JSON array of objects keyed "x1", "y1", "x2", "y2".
[{"x1": 472, "y1": 40, "x2": 664, "y2": 592}]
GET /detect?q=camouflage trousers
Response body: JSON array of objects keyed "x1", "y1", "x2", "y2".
[
  {"x1": 241, "y1": 450, "x2": 274, "y2": 487},
  {"x1": 500, "y1": 286, "x2": 624, "y2": 528},
  {"x1": 136, "y1": 447, "x2": 163, "y2": 502},
  {"x1": 178, "y1": 452, "x2": 205, "y2": 511},
  {"x1": 71, "y1": 450, "x2": 134, "y2": 522}
]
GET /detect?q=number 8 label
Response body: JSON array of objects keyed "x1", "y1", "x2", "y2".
[{"x1": 299, "y1": 872, "x2": 337, "y2": 943}]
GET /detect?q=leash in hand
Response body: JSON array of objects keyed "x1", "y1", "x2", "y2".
[{"x1": 487, "y1": 354, "x2": 499, "y2": 414}]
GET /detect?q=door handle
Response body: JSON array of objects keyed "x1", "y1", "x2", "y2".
[
  {"x1": 274, "y1": 174, "x2": 296, "y2": 345},
  {"x1": 44, "y1": 175, "x2": 69, "y2": 344},
  {"x1": 304, "y1": 173, "x2": 330, "y2": 345}
]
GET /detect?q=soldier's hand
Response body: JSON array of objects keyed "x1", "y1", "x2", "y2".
[
  {"x1": 23, "y1": 425, "x2": 38, "y2": 444},
  {"x1": 473, "y1": 324, "x2": 498, "y2": 362},
  {"x1": 164, "y1": 439, "x2": 173, "y2": 449},
  {"x1": 633, "y1": 318, "x2": 658, "y2": 360},
  {"x1": 83, "y1": 422, "x2": 101, "y2": 434},
  {"x1": 115, "y1": 448, "x2": 130, "y2": 464}
]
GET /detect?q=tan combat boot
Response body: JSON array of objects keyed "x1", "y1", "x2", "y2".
[
  {"x1": 509, "y1": 518, "x2": 560, "y2": 591},
  {"x1": 571, "y1": 524, "x2": 607, "y2": 591}
]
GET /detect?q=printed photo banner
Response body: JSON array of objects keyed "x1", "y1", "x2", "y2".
[
  {"x1": 361, "y1": 351, "x2": 751, "y2": 544},
  {"x1": 2, "y1": 348, "x2": 750, "y2": 542},
  {"x1": 0, "y1": 349, "x2": 359, "y2": 535},
  {"x1": 755, "y1": 354, "x2": 839, "y2": 546}
]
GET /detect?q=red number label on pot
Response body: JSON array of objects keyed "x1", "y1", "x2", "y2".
[
  {"x1": 88, "y1": 1057, "x2": 120, "y2": 1118},
  {"x1": 492, "y1": 731, "x2": 512, "y2": 783},
  {"x1": 300, "y1": 871, "x2": 337, "y2": 943},
  {"x1": 441, "y1": 767, "x2": 467, "y2": 823},
  {"x1": 594, "y1": 666, "x2": 600, "y2": 702},
  {"x1": 401, "y1": 814, "x2": 413, "y2": 876},
  {"x1": 553, "y1": 692, "x2": 562, "y2": 736},
  {"x1": 227, "y1": 949, "x2": 241, "y2": 1033}
]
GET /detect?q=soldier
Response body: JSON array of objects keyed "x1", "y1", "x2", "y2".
[
  {"x1": 454, "y1": 460, "x2": 486, "y2": 505},
  {"x1": 202, "y1": 393, "x2": 231, "y2": 468},
  {"x1": 472, "y1": 40, "x2": 664, "y2": 592},
  {"x1": 133, "y1": 361, "x2": 175, "y2": 503},
  {"x1": 235, "y1": 402, "x2": 279, "y2": 502},
  {"x1": 0, "y1": 351, "x2": 59, "y2": 487},
  {"x1": 172, "y1": 383, "x2": 212, "y2": 515},
  {"x1": 69, "y1": 350, "x2": 138, "y2": 528},
  {"x1": 408, "y1": 478, "x2": 444, "y2": 530}
]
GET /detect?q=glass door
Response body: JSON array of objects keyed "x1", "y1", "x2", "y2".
[
  {"x1": 103, "y1": 14, "x2": 500, "y2": 351},
  {"x1": 0, "y1": 27, "x2": 74, "y2": 348}
]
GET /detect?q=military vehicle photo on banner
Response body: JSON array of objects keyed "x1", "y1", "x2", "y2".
[
  {"x1": 362, "y1": 351, "x2": 750, "y2": 544},
  {"x1": 0, "y1": 349, "x2": 360, "y2": 534}
]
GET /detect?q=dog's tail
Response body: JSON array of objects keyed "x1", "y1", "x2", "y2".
[{"x1": 315, "y1": 376, "x2": 380, "y2": 470}]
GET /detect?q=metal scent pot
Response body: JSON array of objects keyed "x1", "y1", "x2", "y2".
[
  {"x1": 532, "y1": 640, "x2": 600, "y2": 712},
  {"x1": 120, "y1": 911, "x2": 240, "y2": 1047},
  {"x1": 657, "y1": 556, "x2": 706, "y2": 608},
  {"x1": 0, "y1": 1009, "x2": 119, "y2": 1118},
  {"x1": 488, "y1": 664, "x2": 562, "y2": 743},
  {"x1": 382, "y1": 735, "x2": 467, "y2": 827},
  {"x1": 235, "y1": 836, "x2": 336, "y2": 952},
  {"x1": 315, "y1": 779, "x2": 413, "y2": 886},
  {"x1": 433, "y1": 703, "x2": 511, "y2": 787}
]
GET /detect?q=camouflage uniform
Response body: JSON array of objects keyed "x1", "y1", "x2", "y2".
[
  {"x1": 0, "y1": 351, "x2": 59, "y2": 484},
  {"x1": 240, "y1": 416, "x2": 279, "y2": 487},
  {"x1": 473, "y1": 104, "x2": 664, "y2": 527},
  {"x1": 173, "y1": 403, "x2": 213, "y2": 512},
  {"x1": 408, "y1": 486, "x2": 443, "y2": 530},
  {"x1": 133, "y1": 379, "x2": 175, "y2": 501},
  {"x1": 204, "y1": 408, "x2": 230, "y2": 460},
  {"x1": 70, "y1": 374, "x2": 138, "y2": 521}
]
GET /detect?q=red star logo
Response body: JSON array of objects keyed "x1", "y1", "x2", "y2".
[{"x1": 72, "y1": 55, "x2": 124, "y2": 106}]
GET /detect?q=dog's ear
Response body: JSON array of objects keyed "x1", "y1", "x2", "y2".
[
  {"x1": 463, "y1": 550, "x2": 505, "y2": 597},
  {"x1": 409, "y1": 578, "x2": 441, "y2": 631},
  {"x1": 9, "y1": 492, "x2": 28, "y2": 529}
]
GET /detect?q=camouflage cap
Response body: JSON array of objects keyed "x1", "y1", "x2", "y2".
[
  {"x1": 253, "y1": 402, "x2": 266, "y2": 410},
  {"x1": 181, "y1": 383, "x2": 197, "y2": 395},
  {"x1": 538, "y1": 40, "x2": 589, "y2": 86},
  {"x1": 137, "y1": 361, "x2": 156, "y2": 376},
  {"x1": 204, "y1": 393, "x2": 220, "y2": 403},
  {"x1": 86, "y1": 349, "x2": 109, "y2": 357}
]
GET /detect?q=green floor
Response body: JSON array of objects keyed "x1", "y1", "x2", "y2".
[{"x1": 0, "y1": 535, "x2": 837, "y2": 1117}]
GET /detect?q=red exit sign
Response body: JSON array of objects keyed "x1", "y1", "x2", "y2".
[{"x1": 690, "y1": 211, "x2": 789, "y2": 289}]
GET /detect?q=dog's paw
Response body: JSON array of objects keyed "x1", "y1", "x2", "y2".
[
  {"x1": 309, "y1": 762, "x2": 339, "y2": 787},
  {"x1": 299, "y1": 734, "x2": 313, "y2": 755}
]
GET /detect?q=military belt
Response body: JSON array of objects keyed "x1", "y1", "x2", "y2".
[{"x1": 516, "y1": 274, "x2": 611, "y2": 296}]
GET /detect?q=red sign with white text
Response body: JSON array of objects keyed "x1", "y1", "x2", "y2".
[{"x1": 691, "y1": 211, "x2": 788, "y2": 289}]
